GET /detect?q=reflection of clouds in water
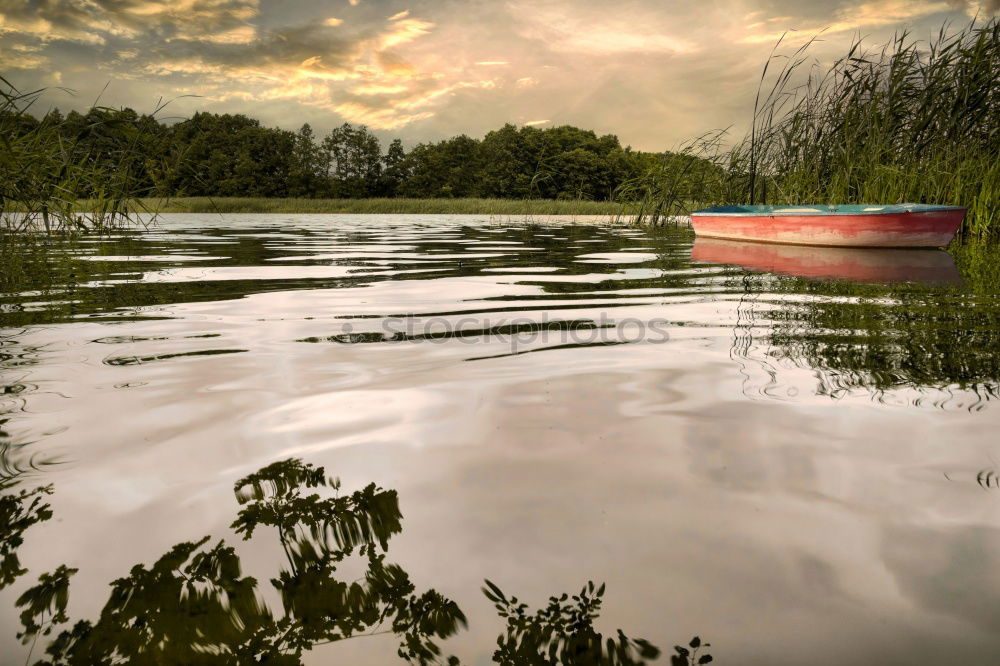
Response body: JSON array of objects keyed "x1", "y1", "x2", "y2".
[
  {"x1": 3, "y1": 217, "x2": 1000, "y2": 663},
  {"x1": 881, "y1": 524, "x2": 1000, "y2": 634}
]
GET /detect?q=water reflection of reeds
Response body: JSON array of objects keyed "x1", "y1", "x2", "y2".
[{"x1": 725, "y1": 270, "x2": 1000, "y2": 410}]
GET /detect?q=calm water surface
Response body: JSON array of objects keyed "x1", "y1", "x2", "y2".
[{"x1": 2, "y1": 214, "x2": 1000, "y2": 664}]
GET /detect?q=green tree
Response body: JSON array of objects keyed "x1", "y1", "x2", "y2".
[
  {"x1": 165, "y1": 112, "x2": 295, "y2": 197},
  {"x1": 322, "y1": 123, "x2": 383, "y2": 198},
  {"x1": 399, "y1": 135, "x2": 482, "y2": 198},
  {"x1": 288, "y1": 123, "x2": 327, "y2": 197},
  {"x1": 379, "y1": 138, "x2": 408, "y2": 197},
  {"x1": 478, "y1": 124, "x2": 534, "y2": 198}
]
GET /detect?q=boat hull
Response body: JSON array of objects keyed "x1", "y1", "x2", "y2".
[{"x1": 689, "y1": 207, "x2": 964, "y2": 248}]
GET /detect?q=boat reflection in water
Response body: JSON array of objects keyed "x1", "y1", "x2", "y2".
[
  {"x1": 691, "y1": 236, "x2": 962, "y2": 285},
  {"x1": 692, "y1": 237, "x2": 999, "y2": 409}
]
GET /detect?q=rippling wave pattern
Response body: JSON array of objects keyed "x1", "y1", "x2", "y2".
[
  {"x1": 3, "y1": 215, "x2": 999, "y2": 412},
  {"x1": 3, "y1": 214, "x2": 1000, "y2": 664}
]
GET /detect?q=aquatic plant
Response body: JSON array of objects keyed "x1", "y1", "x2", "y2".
[
  {"x1": 613, "y1": 133, "x2": 728, "y2": 224},
  {"x1": 631, "y1": 19, "x2": 1000, "y2": 237},
  {"x1": 0, "y1": 77, "x2": 165, "y2": 234}
]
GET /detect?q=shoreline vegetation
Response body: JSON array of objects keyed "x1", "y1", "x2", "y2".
[
  {"x1": 617, "y1": 19, "x2": 1000, "y2": 235},
  {"x1": 133, "y1": 197, "x2": 629, "y2": 216},
  {"x1": 1, "y1": 19, "x2": 998, "y2": 238}
]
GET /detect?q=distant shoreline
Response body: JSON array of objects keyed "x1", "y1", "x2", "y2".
[{"x1": 140, "y1": 197, "x2": 630, "y2": 216}]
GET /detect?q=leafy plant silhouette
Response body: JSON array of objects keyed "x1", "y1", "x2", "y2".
[
  {"x1": 14, "y1": 459, "x2": 466, "y2": 665},
  {"x1": 0, "y1": 474, "x2": 53, "y2": 591},
  {"x1": 6, "y1": 458, "x2": 711, "y2": 665},
  {"x1": 482, "y1": 579, "x2": 711, "y2": 666},
  {"x1": 671, "y1": 636, "x2": 713, "y2": 666},
  {"x1": 485, "y1": 579, "x2": 658, "y2": 665}
]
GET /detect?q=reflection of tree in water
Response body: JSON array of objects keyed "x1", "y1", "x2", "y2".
[
  {"x1": 0, "y1": 223, "x2": 653, "y2": 329},
  {"x1": 0, "y1": 462, "x2": 52, "y2": 591},
  {"x1": 1, "y1": 457, "x2": 710, "y2": 665},
  {"x1": 727, "y1": 263, "x2": 1000, "y2": 409}
]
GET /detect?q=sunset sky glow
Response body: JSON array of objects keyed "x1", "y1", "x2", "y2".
[{"x1": 1, "y1": 0, "x2": 997, "y2": 149}]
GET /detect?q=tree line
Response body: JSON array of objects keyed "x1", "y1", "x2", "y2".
[{"x1": 10, "y1": 107, "x2": 697, "y2": 201}]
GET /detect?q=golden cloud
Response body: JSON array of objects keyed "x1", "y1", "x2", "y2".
[
  {"x1": 328, "y1": 102, "x2": 434, "y2": 129},
  {"x1": 375, "y1": 50, "x2": 420, "y2": 77},
  {"x1": 352, "y1": 83, "x2": 411, "y2": 95},
  {"x1": 202, "y1": 24, "x2": 257, "y2": 44},
  {"x1": 0, "y1": 0, "x2": 261, "y2": 44},
  {"x1": 74, "y1": 7, "x2": 499, "y2": 131},
  {"x1": 0, "y1": 12, "x2": 114, "y2": 45},
  {"x1": 508, "y1": 0, "x2": 697, "y2": 55},
  {"x1": 741, "y1": 0, "x2": 967, "y2": 43},
  {"x1": 0, "y1": 41, "x2": 48, "y2": 68},
  {"x1": 378, "y1": 17, "x2": 435, "y2": 49}
]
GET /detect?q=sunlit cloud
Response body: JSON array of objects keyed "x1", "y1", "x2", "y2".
[
  {"x1": 0, "y1": 0, "x2": 262, "y2": 45},
  {"x1": 955, "y1": 0, "x2": 1000, "y2": 16},
  {"x1": 204, "y1": 25, "x2": 257, "y2": 44},
  {"x1": 524, "y1": 119, "x2": 550, "y2": 126},
  {"x1": 378, "y1": 17, "x2": 435, "y2": 49},
  {"x1": 391, "y1": 80, "x2": 497, "y2": 111},
  {"x1": 742, "y1": 0, "x2": 961, "y2": 43},
  {"x1": 329, "y1": 102, "x2": 434, "y2": 129},
  {"x1": 375, "y1": 50, "x2": 420, "y2": 77},
  {"x1": 0, "y1": 41, "x2": 48, "y2": 69},
  {"x1": 352, "y1": 83, "x2": 410, "y2": 95},
  {"x1": 1, "y1": 0, "x2": 996, "y2": 146},
  {"x1": 0, "y1": 13, "x2": 111, "y2": 45},
  {"x1": 508, "y1": 0, "x2": 697, "y2": 54}
]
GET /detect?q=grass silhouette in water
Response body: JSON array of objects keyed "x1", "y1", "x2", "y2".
[{"x1": 3, "y1": 457, "x2": 711, "y2": 665}]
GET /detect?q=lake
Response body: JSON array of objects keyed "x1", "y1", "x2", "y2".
[{"x1": 2, "y1": 214, "x2": 999, "y2": 665}]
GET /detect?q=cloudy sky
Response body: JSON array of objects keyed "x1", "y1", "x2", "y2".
[{"x1": 1, "y1": 0, "x2": 997, "y2": 150}]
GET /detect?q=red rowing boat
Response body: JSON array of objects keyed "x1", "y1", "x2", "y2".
[{"x1": 689, "y1": 204, "x2": 965, "y2": 247}]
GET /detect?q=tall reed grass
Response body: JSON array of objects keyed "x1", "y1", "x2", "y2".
[
  {"x1": 0, "y1": 78, "x2": 160, "y2": 234},
  {"x1": 625, "y1": 19, "x2": 1000, "y2": 237}
]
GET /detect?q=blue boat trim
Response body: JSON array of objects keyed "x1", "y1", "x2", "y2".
[{"x1": 692, "y1": 204, "x2": 966, "y2": 216}]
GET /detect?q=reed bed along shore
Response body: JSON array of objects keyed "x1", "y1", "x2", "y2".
[
  {"x1": 626, "y1": 19, "x2": 1000, "y2": 237},
  {"x1": 3, "y1": 19, "x2": 999, "y2": 239},
  {"x1": 0, "y1": 77, "x2": 164, "y2": 234},
  {"x1": 130, "y1": 197, "x2": 628, "y2": 216}
]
